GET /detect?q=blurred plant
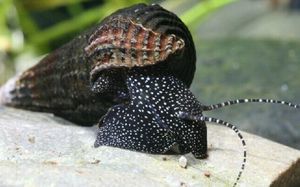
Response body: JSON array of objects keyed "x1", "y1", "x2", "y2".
[
  {"x1": 0, "y1": 0, "x2": 23, "y2": 84},
  {"x1": 0, "y1": 0, "x2": 21, "y2": 53},
  {"x1": 180, "y1": 0, "x2": 237, "y2": 28},
  {"x1": 0, "y1": 1, "x2": 10, "y2": 52}
]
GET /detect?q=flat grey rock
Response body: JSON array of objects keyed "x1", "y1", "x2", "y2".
[{"x1": 0, "y1": 106, "x2": 299, "y2": 186}]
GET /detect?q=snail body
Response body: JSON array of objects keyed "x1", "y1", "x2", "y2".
[{"x1": 95, "y1": 65, "x2": 208, "y2": 158}]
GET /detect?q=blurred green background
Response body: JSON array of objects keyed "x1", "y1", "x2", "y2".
[{"x1": 0, "y1": 0, "x2": 300, "y2": 149}]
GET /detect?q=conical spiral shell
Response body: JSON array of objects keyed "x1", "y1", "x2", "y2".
[{"x1": 0, "y1": 3, "x2": 196, "y2": 125}]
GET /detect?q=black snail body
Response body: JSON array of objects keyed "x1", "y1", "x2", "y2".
[
  {"x1": 95, "y1": 64, "x2": 299, "y2": 186},
  {"x1": 0, "y1": 3, "x2": 299, "y2": 187},
  {"x1": 95, "y1": 65, "x2": 208, "y2": 158}
]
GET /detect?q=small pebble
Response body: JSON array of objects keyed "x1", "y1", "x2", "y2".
[
  {"x1": 204, "y1": 171, "x2": 211, "y2": 178},
  {"x1": 178, "y1": 156, "x2": 188, "y2": 168},
  {"x1": 28, "y1": 136, "x2": 35, "y2": 144},
  {"x1": 90, "y1": 159, "x2": 100, "y2": 164},
  {"x1": 43, "y1": 160, "x2": 58, "y2": 165}
]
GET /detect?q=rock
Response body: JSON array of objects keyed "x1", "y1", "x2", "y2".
[
  {"x1": 270, "y1": 158, "x2": 300, "y2": 187},
  {"x1": 0, "y1": 106, "x2": 299, "y2": 186},
  {"x1": 178, "y1": 156, "x2": 188, "y2": 169}
]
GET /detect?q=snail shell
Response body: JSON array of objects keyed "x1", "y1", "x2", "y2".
[{"x1": 0, "y1": 3, "x2": 196, "y2": 124}]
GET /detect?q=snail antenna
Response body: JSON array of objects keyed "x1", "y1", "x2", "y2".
[{"x1": 201, "y1": 98, "x2": 299, "y2": 111}]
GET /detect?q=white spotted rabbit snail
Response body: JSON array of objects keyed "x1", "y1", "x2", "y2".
[{"x1": 0, "y1": 3, "x2": 299, "y2": 187}]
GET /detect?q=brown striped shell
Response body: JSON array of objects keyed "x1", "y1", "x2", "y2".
[{"x1": 85, "y1": 3, "x2": 196, "y2": 87}]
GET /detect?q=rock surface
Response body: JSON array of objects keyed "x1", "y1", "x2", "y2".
[{"x1": 0, "y1": 106, "x2": 299, "y2": 186}]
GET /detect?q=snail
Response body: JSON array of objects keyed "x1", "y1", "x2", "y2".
[
  {"x1": 0, "y1": 3, "x2": 299, "y2": 187},
  {"x1": 0, "y1": 3, "x2": 195, "y2": 125}
]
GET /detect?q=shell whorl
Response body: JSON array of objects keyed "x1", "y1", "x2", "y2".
[{"x1": 86, "y1": 3, "x2": 196, "y2": 87}]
